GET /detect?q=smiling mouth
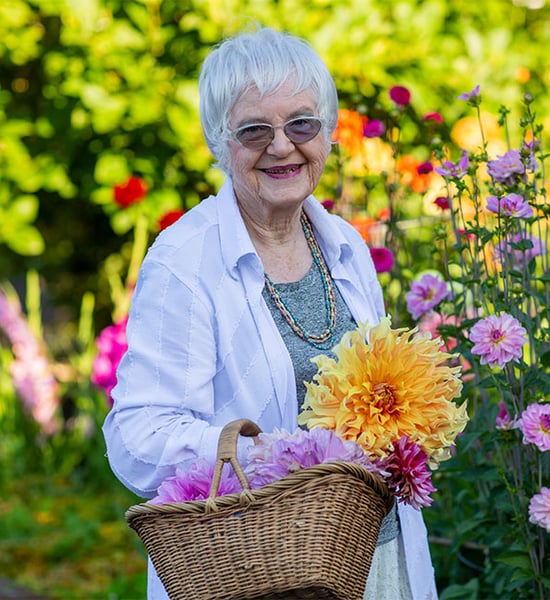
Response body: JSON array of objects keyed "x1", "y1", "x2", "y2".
[{"x1": 261, "y1": 164, "x2": 302, "y2": 175}]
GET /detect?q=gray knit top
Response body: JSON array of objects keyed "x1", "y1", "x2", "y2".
[{"x1": 262, "y1": 261, "x2": 399, "y2": 546}]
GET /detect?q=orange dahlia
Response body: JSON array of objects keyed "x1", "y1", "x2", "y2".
[{"x1": 298, "y1": 317, "x2": 468, "y2": 467}]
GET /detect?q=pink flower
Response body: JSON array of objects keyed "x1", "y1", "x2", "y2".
[
  {"x1": 91, "y1": 317, "x2": 128, "y2": 405},
  {"x1": 245, "y1": 427, "x2": 370, "y2": 489},
  {"x1": 149, "y1": 460, "x2": 242, "y2": 504},
  {"x1": 518, "y1": 403, "x2": 550, "y2": 451},
  {"x1": 495, "y1": 401, "x2": 519, "y2": 431},
  {"x1": 469, "y1": 313, "x2": 527, "y2": 369},
  {"x1": 434, "y1": 196, "x2": 450, "y2": 210},
  {"x1": 375, "y1": 437, "x2": 437, "y2": 509},
  {"x1": 422, "y1": 112, "x2": 443, "y2": 124},
  {"x1": 486, "y1": 193, "x2": 534, "y2": 218},
  {"x1": 416, "y1": 161, "x2": 433, "y2": 175},
  {"x1": 405, "y1": 273, "x2": 450, "y2": 319},
  {"x1": 487, "y1": 150, "x2": 525, "y2": 185},
  {"x1": 435, "y1": 150, "x2": 469, "y2": 179},
  {"x1": 370, "y1": 247, "x2": 394, "y2": 273},
  {"x1": 321, "y1": 199, "x2": 336, "y2": 211},
  {"x1": 529, "y1": 487, "x2": 550, "y2": 532},
  {"x1": 389, "y1": 85, "x2": 411, "y2": 107},
  {"x1": 363, "y1": 119, "x2": 386, "y2": 138}
]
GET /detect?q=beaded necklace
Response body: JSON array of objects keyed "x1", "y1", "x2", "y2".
[{"x1": 264, "y1": 212, "x2": 337, "y2": 350}]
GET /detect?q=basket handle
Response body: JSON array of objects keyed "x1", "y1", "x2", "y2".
[{"x1": 206, "y1": 419, "x2": 262, "y2": 511}]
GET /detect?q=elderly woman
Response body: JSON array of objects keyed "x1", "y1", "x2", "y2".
[{"x1": 103, "y1": 27, "x2": 438, "y2": 600}]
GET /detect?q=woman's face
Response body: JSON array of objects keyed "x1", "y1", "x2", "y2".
[{"x1": 227, "y1": 82, "x2": 331, "y2": 222}]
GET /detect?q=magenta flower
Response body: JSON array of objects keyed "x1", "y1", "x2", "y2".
[
  {"x1": 245, "y1": 427, "x2": 370, "y2": 488},
  {"x1": 422, "y1": 111, "x2": 443, "y2": 124},
  {"x1": 375, "y1": 437, "x2": 437, "y2": 509},
  {"x1": 518, "y1": 403, "x2": 550, "y2": 451},
  {"x1": 487, "y1": 149, "x2": 525, "y2": 185},
  {"x1": 91, "y1": 316, "x2": 128, "y2": 405},
  {"x1": 469, "y1": 313, "x2": 527, "y2": 369},
  {"x1": 494, "y1": 233, "x2": 545, "y2": 268},
  {"x1": 486, "y1": 193, "x2": 534, "y2": 218},
  {"x1": 148, "y1": 460, "x2": 242, "y2": 504},
  {"x1": 529, "y1": 488, "x2": 550, "y2": 532},
  {"x1": 495, "y1": 400, "x2": 518, "y2": 431},
  {"x1": 363, "y1": 119, "x2": 385, "y2": 138},
  {"x1": 321, "y1": 199, "x2": 336, "y2": 211},
  {"x1": 389, "y1": 85, "x2": 411, "y2": 107},
  {"x1": 434, "y1": 196, "x2": 450, "y2": 210},
  {"x1": 435, "y1": 150, "x2": 469, "y2": 179},
  {"x1": 370, "y1": 247, "x2": 394, "y2": 273},
  {"x1": 417, "y1": 161, "x2": 434, "y2": 175},
  {"x1": 405, "y1": 273, "x2": 450, "y2": 320}
]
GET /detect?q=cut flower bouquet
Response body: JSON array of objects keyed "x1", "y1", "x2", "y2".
[{"x1": 150, "y1": 317, "x2": 468, "y2": 511}]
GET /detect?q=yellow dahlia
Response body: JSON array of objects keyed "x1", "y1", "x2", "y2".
[{"x1": 298, "y1": 317, "x2": 468, "y2": 466}]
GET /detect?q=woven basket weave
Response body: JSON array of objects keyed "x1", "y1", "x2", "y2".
[{"x1": 125, "y1": 419, "x2": 393, "y2": 600}]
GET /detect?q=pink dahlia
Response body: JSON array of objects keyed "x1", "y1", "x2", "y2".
[
  {"x1": 469, "y1": 313, "x2": 527, "y2": 369},
  {"x1": 149, "y1": 460, "x2": 241, "y2": 504},
  {"x1": 487, "y1": 150, "x2": 525, "y2": 185},
  {"x1": 375, "y1": 436, "x2": 437, "y2": 509},
  {"x1": 528, "y1": 487, "x2": 550, "y2": 532},
  {"x1": 518, "y1": 403, "x2": 550, "y2": 451},
  {"x1": 370, "y1": 247, "x2": 394, "y2": 273},
  {"x1": 495, "y1": 400, "x2": 519, "y2": 431},
  {"x1": 405, "y1": 273, "x2": 450, "y2": 319},
  {"x1": 486, "y1": 193, "x2": 533, "y2": 218},
  {"x1": 245, "y1": 427, "x2": 370, "y2": 489}
]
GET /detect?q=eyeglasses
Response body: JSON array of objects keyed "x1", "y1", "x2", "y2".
[{"x1": 230, "y1": 116, "x2": 323, "y2": 150}]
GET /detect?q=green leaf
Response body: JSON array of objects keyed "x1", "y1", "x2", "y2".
[
  {"x1": 4, "y1": 225, "x2": 45, "y2": 256},
  {"x1": 94, "y1": 154, "x2": 129, "y2": 186}
]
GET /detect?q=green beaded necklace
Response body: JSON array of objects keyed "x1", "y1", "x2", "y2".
[{"x1": 264, "y1": 212, "x2": 337, "y2": 350}]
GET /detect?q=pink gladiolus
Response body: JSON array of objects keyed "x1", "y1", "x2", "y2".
[
  {"x1": 91, "y1": 317, "x2": 128, "y2": 405},
  {"x1": 486, "y1": 193, "x2": 533, "y2": 218},
  {"x1": 370, "y1": 247, "x2": 394, "y2": 273},
  {"x1": 389, "y1": 86, "x2": 411, "y2": 107},
  {"x1": 529, "y1": 488, "x2": 550, "y2": 532},
  {"x1": 518, "y1": 403, "x2": 550, "y2": 451},
  {"x1": 469, "y1": 313, "x2": 527, "y2": 369},
  {"x1": 405, "y1": 273, "x2": 450, "y2": 320},
  {"x1": 148, "y1": 460, "x2": 242, "y2": 503},
  {"x1": 376, "y1": 437, "x2": 437, "y2": 509},
  {"x1": 0, "y1": 288, "x2": 60, "y2": 435}
]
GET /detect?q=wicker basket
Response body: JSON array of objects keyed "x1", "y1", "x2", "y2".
[{"x1": 125, "y1": 419, "x2": 393, "y2": 600}]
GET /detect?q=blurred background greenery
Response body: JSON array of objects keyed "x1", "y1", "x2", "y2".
[{"x1": 1, "y1": 0, "x2": 549, "y2": 598}]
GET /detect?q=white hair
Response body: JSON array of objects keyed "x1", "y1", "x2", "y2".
[{"x1": 198, "y1": 27, "x2": 339, "y2": 174}]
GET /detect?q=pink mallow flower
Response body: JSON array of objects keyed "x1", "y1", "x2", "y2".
[
  {"x1": 495, "y1": 400, "x2": 519, "y2": 431},
  {"x1": 487, "y1": 150, "x2": 525, "y2": 185},
  {"x1": 529, "y1": 487, "x2": 550, "y2": 532},
  {"x1": 486, "y1": 193, "x2": 533, "y2": 218},
  {"x1": 370, "y1": 247, "x2": 394, "y2": 273},
  {"x1": 518, "y1": 403, "x2": 550, "y2": 451},
  {"x1": 375, "y1": 436, "x2": 437, "y2": 509},
  {"x1": 91, "y1": 317, "x2": 128, "y2": 405},
  {"x1": 245, "y1": 427, "x2": 370, "y2": 489},
  {"x1": 148, "y1": 460, "x2": 242, "y2": 504},
  {"x1": 405, "y1": 273, "x2": 450, "y2": 320},
  {"x1": 469, "y1": 313, "x2": 527, "y2": 369}
]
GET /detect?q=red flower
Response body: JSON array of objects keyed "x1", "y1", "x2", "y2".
[
  {"x1": 422, "y1": 112, "x2": 443, "y2": 124},
  {"x1": 113, "y1": 176, "x2": 148, "y2": 208},
  {"x1": 434, "y1": 196, "x2": 450, "y2": 210},
  {"x1": 159, "y1": 209, "x2": 185, "y2": 231},
  {"x1": 389, "y1": 85, "x2": 411, "y2": 107},
  {"x1": 370, "y1": 247, "x2": 394, "y2": 273}
]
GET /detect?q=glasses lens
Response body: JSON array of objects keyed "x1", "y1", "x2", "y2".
[
  {"x1": 235, "y1": 124, "x2": 274, "y2": 149},
  {"x1": 284, "y1": 118, "x2": 322, "y2": 143}
]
